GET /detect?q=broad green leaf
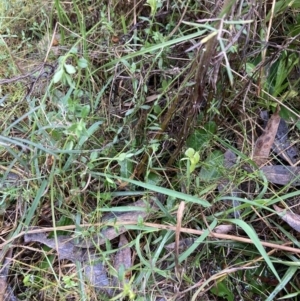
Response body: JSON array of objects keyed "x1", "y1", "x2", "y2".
[
  {"x1": 119, "y1": 158, "x2": 134, "y2": 178},
  {"x1": 64, "y1": 73, "x2": 76, "y2": 88},
  {"x1": 187, "y1": 121, "x2": 216, "y2": 150},
  {"x1": 53, "y1": 68, "x2": 64, "y2": 83},
  {"x1": 146, "y1": 172, "x2": 162, "y2": 186},
  {"x1": 77, "y1": 57, "x2": 88, "y2": 68},
  {"x1": 210, "y1": 280, "x2": 234, "y2": 301},
  {"x1": 199, "y1": 150, "x2": 223, "y2": 181},
  {"x1": 64, "y1": 64, "x2": 76, "y2": 74}
]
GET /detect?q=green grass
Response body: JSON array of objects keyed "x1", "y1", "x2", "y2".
[{"x1": 1, "y1": 0, "x2": 300, "y2": 300}]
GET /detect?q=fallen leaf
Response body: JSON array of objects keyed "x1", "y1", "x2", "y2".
[
  {"x1": 260, "y1": 110, "x2": 299, "y2": 164},
  {"x1": 24, "y1": 232, "x2": 88, "y2": 262},
  {"x1": 273, "y1": 205, "x2": 300, "y2": 232},
  {"x1": 83, "y1": 258, "x2": 110, "y2": 293},
  {"x1": 113, "y1": 235, "x2": 132, "y2": 287},
  {"x1": 0, "y1": 249, "x2": 17, "y2": 301},
  {"x1": 23, "y1": 199, "x2": 156, "y2": 295},
  {"x1": 24, "y1": 231, "x2": 111, "y2": 294},
  {"x1": 253, "y1": 105, "x2": 281, "y2": 166},
  {"x1": 165, "y1": 238, "x2": 196, "y2": 252},
  {"x1": 78, "y1": 199, "x2": 157, "y2": 248},
  {"x1": 214, "y1": 224, "x2": 234, "y2": 234},
  {"x1": 261, "y1": 166, "x2": 300, "y2": 186}
]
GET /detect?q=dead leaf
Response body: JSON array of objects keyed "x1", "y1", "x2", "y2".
[
  {"x1": 261, "y1": 166, "x2": 300, "y2": 186},
  {"x1": 113, "y1": 235, "x2": 132, "y2": 287},
  {"x1": 0, "y1": 249, "x2": 17, "y2": 301},
  {"x1": 24, "y1": 232, "x2": 88, "y2": 262},
  {"x1": 260, "y1": 110, "x2": 299, "y2": 164},
  {"x1": 165, "y1": 238, "x2": 196, "y2": 252},
  {"x1": 25, "y1": 199, "x2": 156, "y2": 249},
  {"x1": 24, "y1": 231, "x2": 111, "y2": 294},
  {"x1": 253, "y1": 105, "x2": 281, "y2": 166},
  {"x1": 78, "y1": 199, "x2": 157, "y2": 248},
  {"x1": 274, "y1": 205, "x2": 300, "y2": 232},
  {"x1": 84, "y1": 259, "x2": 110, "y2": 294},
  {"x1": 23, "y1": 199, "x2": 156, "y2": 295},
  {"x1": 175, "y1": 201, "x2": 185, "y2": 273},
  {"x1": 214, "y1": 224, "x2": 234, "y2": 234}
]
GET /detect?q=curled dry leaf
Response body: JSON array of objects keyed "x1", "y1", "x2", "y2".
[
  {"x1": 273, "y1": 205, "x2": 300, "y2": 232},
  {"x1": 253, "y1": 105, "x2": 281, "y2": 167},
  {"x1": 175, "y1": 201, "x2": 185, "y2": 272}
]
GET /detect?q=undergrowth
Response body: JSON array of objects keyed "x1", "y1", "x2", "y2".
[{"x1": 1, "y1": 0, "x2": 300, "y2": 300}]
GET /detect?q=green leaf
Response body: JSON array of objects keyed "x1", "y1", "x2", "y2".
[
  {"x1": 77, "y1": 57, "x2": 88, "y2": 68},
  {"x1": 185, "y1": 148, "x2": 195, "y2": 158},
  {"x1": 146, "y1": 172, "x2": 162, "y2": 186},
  {"x1": 103, "y1": 29, "x2": 208, "y2": 68},
  {"x1": 64, "y1": 64, "x2": 76, "y2": 74},
  {"x1": 199, "y1": 150, "x2": 223, "y2": 181},
  {"x1": 187, "y1": 121, "x2": 217, "y2": 150},
  {"x1": 210, "y1": 280, "x2": 234, "y2": 301},
  {"x1": 64, "y1": 73, "x2": 76, "y2": 88},
  {"x1": 119, "y1": 159, "x2": 134, "y2": 178},
  {"x1": 53, "y1": 68, "x2": 64, "y2": 83}
]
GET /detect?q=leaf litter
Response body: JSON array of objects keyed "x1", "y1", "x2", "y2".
[
  {"x1": 253, "y1": 105, "x2": 281, "y2": 167},
  {"x1": 273, "y1": 205, "x2": 300, "y2": 232},
  {"x1": 23, "y1": 199, "x2": 156, "y2": 295},
  {"x1": 260, "y1": 110, "x2": 298, "y2": 164},
  {"x1": 219, "y1": 106, "x2": 300, "y2": 233}
]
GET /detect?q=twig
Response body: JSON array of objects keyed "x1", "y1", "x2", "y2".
[{"x1": 1, "y1": 221, "x2": 299, "y2": 254}]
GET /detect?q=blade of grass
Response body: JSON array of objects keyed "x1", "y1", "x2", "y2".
[
  {"x1": 265, "y1": 266, "x2": 297, "y2": 301},
  {"x1": 102, "y1": 29, "x2": 208, "y2": 68},
  {"x1": 227, "y1": 219, "x2": 280, "y2": 281},
  {"x1": 179, "y1": 218, "x2": 218, "y2": 264},
  {"x1": 91, "y1": 172, "x2": 211, "y2": 207},
  {"x1": 24, "y1": 180, "x2": 48, "y2": 226}
]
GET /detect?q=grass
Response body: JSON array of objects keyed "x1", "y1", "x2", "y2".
[{"x1": 1, "y1": 0, "x2": 300, "y2": 300}]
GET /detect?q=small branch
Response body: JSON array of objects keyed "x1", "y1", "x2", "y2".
[{"x1": 1, "y1": 221, "x2": 299, "y2": 254}]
